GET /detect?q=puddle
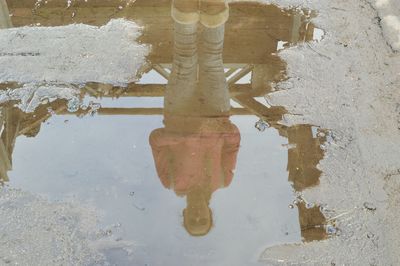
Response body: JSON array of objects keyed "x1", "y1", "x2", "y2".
[{"x1": 0, "y1": 1, "x2": 333, "y2": 265}]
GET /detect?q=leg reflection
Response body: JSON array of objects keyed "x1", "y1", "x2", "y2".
[
  {"x1": 165, "y1": 22, "x2": 198, "y2": 117},
  {"x1": 198, "y1": 24, "x2": 230, "y2": 116},
  {"x1": 150, "y1": 3, "x2": 240, "y2": 237},
  {"x1": 0, "y1": 0, "x2": 12, "y2": 29}
]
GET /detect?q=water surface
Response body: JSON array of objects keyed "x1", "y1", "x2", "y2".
[{"x1": 0, "y1": 1, "x2": 332, "y2": 265}]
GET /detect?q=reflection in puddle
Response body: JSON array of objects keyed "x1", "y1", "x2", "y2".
[
  {"x1": 0, "y1": 0, "x2": 333, "y2": 264},
  {"x1": 150, "y1": 20, "x2": 239, "y2": 237},
  {"x1": 0, "y1": 0, "x2": 12, "y2": 29}
]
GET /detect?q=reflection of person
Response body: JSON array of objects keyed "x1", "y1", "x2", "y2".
[
  {"x1": 165, "y1": 0, "x2": 231, "y2": 117},
  {"x1": 0, "y1": 0, "x2": 12, "y2": 29},
  {"x1": 171, "y1": 0, "x2": 229, "y2": 28},
  {"x1": 150, "y1": 0, "x2": 240, "y2": 236},
  {"x1": 150, "y1": 118, "x2": 240, "y2": 236}
]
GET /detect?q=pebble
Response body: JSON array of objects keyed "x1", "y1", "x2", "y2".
[{"x1": 363, "y1": 202, "x2": 376, "y2": 211}]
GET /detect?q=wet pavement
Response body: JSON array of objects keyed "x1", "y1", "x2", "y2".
[{"x1": 0, "y1": 1, "x2": 334, "y2": 265}]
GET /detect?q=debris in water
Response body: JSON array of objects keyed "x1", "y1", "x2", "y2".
[
  {"x1": 67, "y1": 97, "x2": 80, "y2": 112},
  {"x1": 88, "y1": 101, "x2": 101, "y2": 116},
  {"x1": 326, "y1": 225, "x2": 337, "y2": 235},
  {"x1": 306, "y1": 202, "x2": 315, "y2": 209},
  {"x1": 255, "y1": 119, "x2": 269, "y2": 132},
  {"x1": 133, "y1": 203, "x2": 145, "y2": 211}
]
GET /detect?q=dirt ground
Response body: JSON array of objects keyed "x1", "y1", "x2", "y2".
[
  {"x1": 258, "y1": 0, "x2": 400, "y2": 265},
  {"x1": 0, "y1": 0, "x2": 399, "y2": 265}
]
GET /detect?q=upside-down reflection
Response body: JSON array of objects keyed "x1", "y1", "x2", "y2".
[
  {"x1": 149, "y1": 0, "x2": 240, "y2": 236},
  {"x1": 0, "y1": 0, "x2": 332, "y2": 248},
  {"x1": 0, "y1": 0, "x2": 12, "y2": 29}
]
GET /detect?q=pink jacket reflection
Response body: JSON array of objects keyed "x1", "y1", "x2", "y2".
[{"x1": 150, "y1": 117, "x2": 240, "y2": 195}]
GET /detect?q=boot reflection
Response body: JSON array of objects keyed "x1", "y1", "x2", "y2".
[
  {"x1": 0, "y1": 0, "x2": 12, "y2": 29},
  {"x1": 150, "y1": 5, "x2": 240, "y2": 237}
]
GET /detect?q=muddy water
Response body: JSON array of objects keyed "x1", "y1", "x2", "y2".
[{"x1": 1, "y1": 1, "x2": 332, "y2": 265}]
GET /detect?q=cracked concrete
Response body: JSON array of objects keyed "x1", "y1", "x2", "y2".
[{"x1": 362, "y1": 0, "x2": 399, "y2": 53}]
